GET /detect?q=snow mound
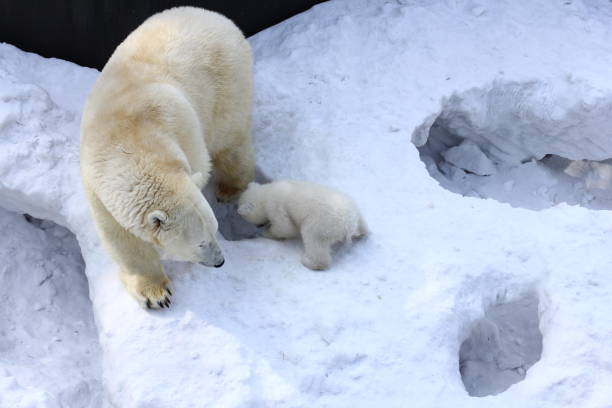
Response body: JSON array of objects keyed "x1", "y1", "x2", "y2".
[
  {"x1": 416, "y1": 80, "x2": 612, "y2": 209},
  {"x1": 0, "y1": 211, "x2": 103, "y2": 408},
  {"x1": 459, "y1": 291, "x2": 543, "y2": 397}
]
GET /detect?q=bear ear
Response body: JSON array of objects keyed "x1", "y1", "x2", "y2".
[
  {"x1": 237, "y1": 203, "x2": 254, "y2": 216},
  {"x1": 147, "y1": 210, "x2": 168, "y2": 228},
  {"x1": 191, "y1": 172, "x2": 205, "y2": 189}
]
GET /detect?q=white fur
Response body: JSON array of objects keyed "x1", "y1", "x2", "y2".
[
  {"x1": 80, "y1": 7, "x2": 255, "y2": 308},
  {"x1": 238, "y1": 181, "x2": 368, "y2": 270}
]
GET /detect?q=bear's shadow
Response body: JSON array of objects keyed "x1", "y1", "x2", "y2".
[{"x1": 205, "y1": 166, "x2": 270, "y2": 241}]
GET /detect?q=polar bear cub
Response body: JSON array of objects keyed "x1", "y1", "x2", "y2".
[{"x1": 238, "y1": 181, "x2": 368, "y2": 270}]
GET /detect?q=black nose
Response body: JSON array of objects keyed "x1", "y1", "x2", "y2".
[{"x1": 214, "y1": 259, "x2": 225, "y2": 268}]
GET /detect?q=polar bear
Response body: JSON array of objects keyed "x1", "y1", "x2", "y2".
[
  {"x1": 237, "y1": 181, "x2": 368, "y2": 270},
  {"x1": 80, "y1": 7, "x2": 255, "y2": 309}
]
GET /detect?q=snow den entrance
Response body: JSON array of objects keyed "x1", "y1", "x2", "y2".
[
  {"x1": 459, "y1": 292, "x2": 543, "y2": 397},
  {"x1": 414, "y1": 81, "x2": 612, "y2": 210}
]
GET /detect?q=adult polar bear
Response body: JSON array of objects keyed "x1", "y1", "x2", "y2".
[{"x1": 80, "y1": 7, "x2": 255, "y2": 309}]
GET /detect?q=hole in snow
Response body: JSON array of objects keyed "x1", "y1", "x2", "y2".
[
  {"x1": 0, "y1": 211, "x2": 104, "y2": 406},
  {"x1": 414, "y1": 80, "x2": 612, "y2": 210},
  {"x1": 459, "y1": 291, "x2": 543, "y2": 397}
]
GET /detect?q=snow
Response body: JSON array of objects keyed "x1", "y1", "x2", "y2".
[
  {"x1": 2, "y1": 0, "x2": 612, "y2": 406},
  {"x1": 459, "y1": 291, "x2": 543, "y2": 397},
  {"x1": 442, "y1": 140, "x2": 497, "y2": 176},
  {"x1": 0, "y1": 213, "x2": 103, "y2": 408},
  {"x1": 417, "y1": 80, "x2": 612, "y2": 209}
]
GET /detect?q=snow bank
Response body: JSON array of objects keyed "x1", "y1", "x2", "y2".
[
  {"x1": 0, "y1": 211, "x2": 103, "y2": 408},
  {"x1": 2, "y1": 0, "x2": 612, "y2": 406}
]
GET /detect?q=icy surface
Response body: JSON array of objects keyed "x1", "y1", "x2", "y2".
[{"x1": 2, "y1": 0, "x2": 612, "y2": 406}]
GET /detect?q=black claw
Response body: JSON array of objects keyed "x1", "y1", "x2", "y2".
[
  {"x1": 146, "y1": 299, "x2": 152, "y2": 309},
  {"x1": 166, "y1": 288, "x2": 172, "y2": 296},
  {"x1": 158, "y1": 300, "x2": 164, "y2": 308},
  {"x1": 164, "y1": 300, "x2": 170, "y2": 308}
]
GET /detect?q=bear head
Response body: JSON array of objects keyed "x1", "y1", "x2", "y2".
[
  {"x1": 237, "y1": 182, "x2": 268, "y2": 226},
  {"x1": 143, "y1": 179, "x2": 225, "y2": 268}
]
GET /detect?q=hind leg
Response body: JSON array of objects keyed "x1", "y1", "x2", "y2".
[
  {"x1": 213, "y1": 138, "x2": 255, "y2": 201},
  {"x1": 301, "y1": 237, "x2": 332, "y2": 271},
  {"x1": 300, "y1": 222, "x2": 333, "y2": 270},
  {"x1": 355, "y1": 215, "x2": 369, "y2": 238}
]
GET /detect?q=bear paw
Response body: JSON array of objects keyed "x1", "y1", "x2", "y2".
[
  {"x1": 301, "y1": 255, "x2": 330, "y2": 271},
  {"x1": 121, "y1": 273, "x2": 173, "y2": 309},
  {"x1": 262, "y1": 228, "x2": 281, "y2": 240}
]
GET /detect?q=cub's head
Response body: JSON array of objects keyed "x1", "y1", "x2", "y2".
[
  {"x1": 144, "y1": 186, "x2": 224, "y2": 268},
  {"x1": 237, "y1": 182, "x2": 268, "y2": 226}
]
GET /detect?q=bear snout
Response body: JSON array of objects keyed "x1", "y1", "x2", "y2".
[
  {"x1": 197, "y1": 241, "x2": 225, "y2": 268},
  {"x1": 198, "y1": 256, "x2": 224, "y2": 268}
]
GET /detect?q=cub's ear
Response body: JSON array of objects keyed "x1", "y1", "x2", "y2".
[
  {"x1": 191, "y1": 172, "x2": 205, "y2": 189},
  {"x1": 237, "y1": 203, "x2": 255, "y2": 216},
  {"x1": 147, "y1": 210, "x2": 168, "y2": 228}
]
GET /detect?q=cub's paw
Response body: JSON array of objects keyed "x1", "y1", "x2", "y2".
[
  {"x1": 121, "y1": 273, "x2": 173, "y2": 310},
  {"x1": 262, "y1": 228, "x2": 278, "y2": 239},
  {"x1": 301, "y1": 255, "x2": 330, "y2": 271}
]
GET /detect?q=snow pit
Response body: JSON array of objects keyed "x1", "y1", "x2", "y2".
[
  {"x1": 459, "y1": 292, "x2": 543, "y2": 397},
  {"x1": 414, "y1": 81, "x2": 612, "y2": 210}
]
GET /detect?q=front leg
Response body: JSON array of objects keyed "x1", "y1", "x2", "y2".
[
  {"x1": 86, "y1": 189, "x2": 172, "y2": 309},
  {"x1": 262, "y1": 207, "x2": 298, "y2": 239},
  {"x1": 119, "y1": 264, "x2": 172, "y2": 310}
]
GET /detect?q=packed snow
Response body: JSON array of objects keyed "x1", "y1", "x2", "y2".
[
  {"x1": 0, "y1": 213, "x2": 103, "y2": 407},
  {"x1": 2, "y1": 0, "x2": 612, "y2": 407}
]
